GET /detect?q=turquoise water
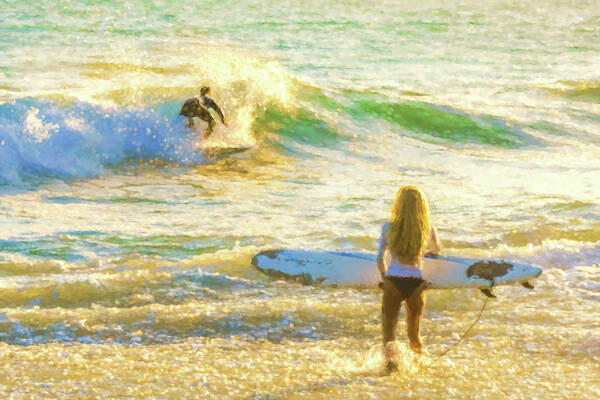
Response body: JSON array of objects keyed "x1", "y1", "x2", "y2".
[{"x1": 0, "y1": 1, "x2": 599, "y2": 399}]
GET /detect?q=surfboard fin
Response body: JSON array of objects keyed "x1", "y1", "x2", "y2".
[
  {"x1": 480, "y1": 288, "x2": 496, "y2": 298},
  {"x1": 521, "y1": 281, "x2": 534, "y2": 289}
]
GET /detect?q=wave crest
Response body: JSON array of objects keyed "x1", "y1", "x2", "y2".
[{"x1": 349, "y1": 99, "x2": 529, "y2": 147}]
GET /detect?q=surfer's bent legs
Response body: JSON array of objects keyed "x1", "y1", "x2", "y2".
[
  {"x1": 203, "y1": 115, "x2": 216, "y2": 138},
  {"x1": 197, "y1": 107, "x2": 216, "y2": 138},
  {"x1": 179, "y1": 99, "x2": 216, "y2": 137}
]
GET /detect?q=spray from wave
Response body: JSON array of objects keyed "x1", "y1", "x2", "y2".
[
  {"x1": 0, "y1": 44, "x2": 300, "y2": 185},
  {"x1": 0, "y1": 98, "x2": 206, "y2": 185}
]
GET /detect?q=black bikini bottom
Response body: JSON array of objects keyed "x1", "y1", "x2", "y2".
[{"x1": 387, "y1": 277, "x2": 425, "y2": 298}]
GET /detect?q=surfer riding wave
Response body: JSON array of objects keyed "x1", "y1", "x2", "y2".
[{"x1": 179, "y1": 86, "x2": 228, "y2": 138}]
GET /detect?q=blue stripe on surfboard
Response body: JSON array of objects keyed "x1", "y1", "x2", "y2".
[
  {"x1": 325, "y1": 251, "x2": 376, "y2": 261},
  {"x1": 320, "y1": 251, "x2": 479, "y2": 266}
]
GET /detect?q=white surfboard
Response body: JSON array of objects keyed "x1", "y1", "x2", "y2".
[{"x1": 251, "y1": 249, "x2": 542, "y2": 290}]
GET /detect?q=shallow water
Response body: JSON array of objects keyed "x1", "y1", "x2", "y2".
[{"x1": 1, "y1": 0, "x2": 599, "y2": 398}]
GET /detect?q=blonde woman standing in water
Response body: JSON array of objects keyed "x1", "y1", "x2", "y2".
[{"x1": 376, "y1": 186, "x2": 441, "y2": 371}]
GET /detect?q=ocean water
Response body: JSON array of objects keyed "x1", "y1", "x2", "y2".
[{"x1": 1, "y1": 0, "x2": 599, "y2": 398}]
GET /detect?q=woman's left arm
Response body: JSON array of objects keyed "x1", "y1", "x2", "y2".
[{"x1": 376, "y1": 223, "x2": 389, "y2": 280}]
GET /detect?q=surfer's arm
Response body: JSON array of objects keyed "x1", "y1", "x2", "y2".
[
  {"x1": 206, "y1": 98, "x2": 227, "y2": 126},
  {"x1": 214, "y1": 104, "x2": 227, "y2": 125}
]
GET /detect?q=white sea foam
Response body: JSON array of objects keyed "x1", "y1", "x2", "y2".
[
  {"x1": 24, "y1": 107, "x2": 59, "y2": 143},
  {"x1": 0, "y1": 99, "x2": 206, "y2": 183}
]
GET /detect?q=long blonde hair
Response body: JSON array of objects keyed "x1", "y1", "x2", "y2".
[{"x1": 387, "y1": 186, "x2": 431, "y2": 265}]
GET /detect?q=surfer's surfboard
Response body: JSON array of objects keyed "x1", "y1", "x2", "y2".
[
  {"x1": 200, "y1": 146, "x2": 253, "y2": 159},
  {"x1": 186, "y1": 120, "x2": 253, "y2": 159},
  {"x1": 251, "y1": 249, "x2": 542, "y2": 290}
]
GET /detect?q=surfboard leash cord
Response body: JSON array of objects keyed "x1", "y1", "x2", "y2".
[
  {"x1": 428, "y1": 294, "x2": 490, "y2": 367},
  {"x1": 400, "y1": 295, "x2": 489, "y2": 396}
]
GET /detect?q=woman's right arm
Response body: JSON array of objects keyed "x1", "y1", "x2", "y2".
[
  {"x1": 424, "y1": 226, "x2": 441, "y2": 255},
  {"x1": 377, "y1": 255, "x2": 386, "y2": 280}
]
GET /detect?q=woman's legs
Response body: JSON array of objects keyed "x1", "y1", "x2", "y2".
[
  {"x1": 382, "y1": 279, "x2": 404, "y2": 363},
  {"x1": 404, "y1": 283, "x2": 427, "y2": 353}
]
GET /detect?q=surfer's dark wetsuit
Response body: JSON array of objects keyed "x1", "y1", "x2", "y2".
[{"x1": 179, "y1": 88, "x2": 227, "y2": 138}]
